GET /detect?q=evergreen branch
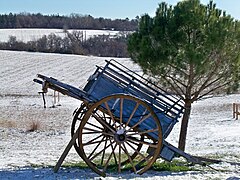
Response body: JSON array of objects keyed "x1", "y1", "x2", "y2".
[
  {"x1": 164, "y1": 73, "x2": 187, "y2": 88},
  {"x1": 168, "y1": 63, "x2": 189, "y2": 77},
  {"x1": 192, "y1": 55, "x2": 222, "y2": 98},
  {"x1": 160, "y1": 74, "x2": 185, "y2": 100},
  {"x1": 192, "y1": 74, "x2": 228, "y2": 101},
  {"x1": 196, "y1": 81, "x2": 230, "y2": 101}
]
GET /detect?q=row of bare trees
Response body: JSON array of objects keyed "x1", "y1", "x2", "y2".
[
  {"x1": 0, "y1": 31, "x2": 129, "y2": 57},
  {"x1": 0, "y1": 13, "x2": 138, "y2": 31}
]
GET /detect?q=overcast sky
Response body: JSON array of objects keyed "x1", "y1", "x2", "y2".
[{"x1": 0, "y1": 0, "x2": 239, "y2": 20}]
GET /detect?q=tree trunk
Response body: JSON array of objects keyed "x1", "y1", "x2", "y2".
[{"x1": 178, "y1": 100, "x2": 192, "y2": 151}]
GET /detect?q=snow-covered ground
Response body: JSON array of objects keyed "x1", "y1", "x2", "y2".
[
  {"x1": 0, "y1": 50, "x2": 240, "y2": 179},
  {"x1": 0, "y1": 28, "x2": 120, "y2": 42}
]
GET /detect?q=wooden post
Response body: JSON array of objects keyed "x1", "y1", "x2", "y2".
[
  {"x1": 53, "y1": 90, "x2": 60, "y2": 106},
  {"x1": 233, "y1": 103, "x2": 236, "y2": 119},
  {"x1": 57, "y1": 92, "x2": 60, "y2": 104},
  {"x1": 53, "y1": 90, "x2": 56, "y2": 105},
  {"x1": 233, "y1": 103, "x2": 240, "y2": 120},
  {"x1": 237, "y1": 104, "x2": 239, "y2": 120}
]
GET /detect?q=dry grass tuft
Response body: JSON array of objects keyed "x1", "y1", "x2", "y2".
[{"x1": 26, "y1": 120, "x2": 41, "y2": 132}]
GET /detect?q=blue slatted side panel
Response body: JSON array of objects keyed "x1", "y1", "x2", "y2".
[{"x1": 87, "y1": 75, "x2": 175, "y2": 137}]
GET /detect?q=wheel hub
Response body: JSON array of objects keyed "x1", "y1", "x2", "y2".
[{"x1": 114, "y1": 129, "x2": 126, "y2": 142}]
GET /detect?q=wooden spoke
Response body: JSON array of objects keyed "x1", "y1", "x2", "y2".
[
  {"x1": 82, "y1": 127, "x2": 102, "y2": 133},
  {"x1": 103, "y1": 142, "x2": 118, "y2": 172},
  {"x1": 102, "y1": 111, "x2": 111, "y2": 125},
  {"x1": 125, "y1": 136, "x2": 140, "y2": 146},
  {"x1": 101, "y1": 132, "x2": 114, "y2": 137},
  {"x1": 95, "y1": 111, "x2": 116, "y2": 130},
  {"x1": 121, "y1": 142, "x2": 137, "y2": 173},
  {"x1": 125, "y1": 141, "x2": 148, "y2": 162},
  {"x1": 125, "y1": 102, "x2": 139, "y2": 127},
  {"x1": 109, "y1": 138, "x2": 118, "y2": 165},
  {"x1": 82, "y1": 131, "x2": 102, "y2": 135},
  {"x1": 89, "y1": 137, "x2": 114, "y2": 161},
  {"x1": 127, "y1": 128, "x2": 159, "y2": 136},
  {"x1": 87, "y1": 136, "x2": 106, "y2": 159},
  {"x1": 118, "y1": 143, "x2": 121, "y2": 173},
  {"x1": 119, "y1": 135, "x2": 144, "y2": 167},
  {"x1": 86, "y1": 121, "x2": 104, "y2": 130},
  {"x1": 91, "y1": 113, "x2": 115, "y2": 134},
  {"x1": 120, "y1": 98, "x2": 123, "y2": 126},
  {"x1": 82, "y1": 127, "x2": 114, "y2": 137},
  {"x1": 104, "y1": 101, "x2": 117, "y2": 129},
  {"x1": 95, "y1": 111, "x2": 108, "y2": 122},
  {"x1": 83, "y1": 134, "x2": 104, "y2": 146},
  {"x1": 126, "y1": 137, "x2": 158, "y2": 148},
  {"x1": 128, "y1": 113, "x2": 151, "y2": 131},
  {"x1": 101, "y1": 136, "x2": 109, "y2": 165}
]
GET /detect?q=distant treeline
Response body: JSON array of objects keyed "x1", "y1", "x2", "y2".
[
  {"x1": 0, "y1": 30, "x2": 130, "y2": 57},
  {"x1": 0, "y1": 13, "x2": 138, "y2": 31}
]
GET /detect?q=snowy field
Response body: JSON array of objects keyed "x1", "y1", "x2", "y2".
[
  {"x1": 0, "y1": 28, "x2": 120, "y2": 42},
  {"x1": 0, "y1": 50, "x2": 240, "y2": 179}
]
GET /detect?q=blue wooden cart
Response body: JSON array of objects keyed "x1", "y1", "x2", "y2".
[{"x1": 34, "y1": 59, "x2": 206, "y2": 177}]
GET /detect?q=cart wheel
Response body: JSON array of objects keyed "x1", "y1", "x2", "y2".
[
  {"x1": 78, "y1": 94, "x2": 163, "y2": 177},
  {"x1": 72, "y1": 103, "x2": 143, "y2": 162},
  {"x1": 71, "y1": 103, "x2": 87, "y2": 157}
]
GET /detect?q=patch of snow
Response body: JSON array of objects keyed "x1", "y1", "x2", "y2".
[
  {"x1": 0, "y1": 50, "x2": 240, "y2": 179},
  {"x1": 0, "y1": 29, "x2": 120, "y2": 42}
]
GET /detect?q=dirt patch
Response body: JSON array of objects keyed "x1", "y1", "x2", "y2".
[{"x1": 0, "y1": 119, "x2": 16, "y2": 128}]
